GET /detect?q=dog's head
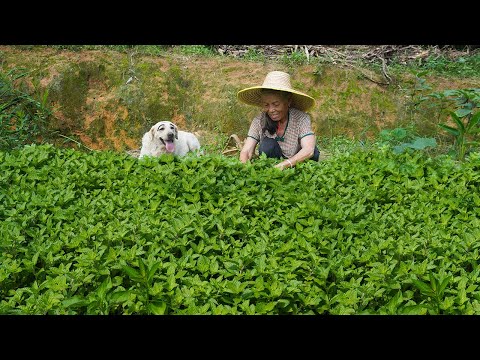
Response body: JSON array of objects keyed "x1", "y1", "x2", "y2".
[{"x1": 149, "y1": 121, "x2": 178, "y2": 153}]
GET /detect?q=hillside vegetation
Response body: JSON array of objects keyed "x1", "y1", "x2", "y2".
[{"x1": 1, "y1": 45, "x2": 479, "y2": 156}]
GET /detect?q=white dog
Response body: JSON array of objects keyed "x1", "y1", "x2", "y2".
[{"x1": 139, "y1": 120, "x2": 201, "y2": 159}]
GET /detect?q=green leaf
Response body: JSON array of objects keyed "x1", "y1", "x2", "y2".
[
  {"x1": 138, "y1": 258, "x2": 147, "y2": 278},
  {"x1": 411, "y1": 279, "x2": 435, "y2": 297},
  {"x1": 438, "y1": 276, "x2": 451, "y2": 296},
  {"x1": 32, "y1": 252, "x2": 40, "y2": 267},
  {"x1": 277, "y1": 299, "x2": 290, "y2": 308},
  {"x1": 393, "y1": 143, "x2": 408, "y2": 154},
  {"x1": 123, "y1": 265, "x2": 141, "y2": 282},
  {"x1": 62, "y1": 296, "x2": 86, "y2": 308},
  {"x1": 147, "y1": 261, "x2": 162, "y2": 284},
  {"x1": 385, "y1": 290, "x2": 403, "y2": 314},
  {"x1": 455, "y1": 108, "x2": 472, "y2": 118},
  {"x1": 440, "y1": 296, "x2": 455, "y2": 310},
  {"x1": 443, "y1": 89, "x2": 458, "y2": 97},
  {"x1": 438, "y1": 124, "x2": 460, "y2": 136},
  {"x1": 457, "y1": 288, "x2": 468, "y2": 305},
  {"x1": 97, "y1": 276, "x2": 113, "y2": 299},
  {"x1": 450, "y1": 111, "x2": 465, "y2": 132},
  {"x1": 110, "y1": 291, "x2": 132, "y2": 304},
  {"x1": 399, "y1": 305, "x2": 428, "y2": 315},
  {"x1": 408, "y1": 137, "x2": 437, "y2": 150},
  {"x1": 466, "y1": 112, "x2": 480, "y2": 132},
  {"x1": 148, "y1": 301, "x2": 167, "y2": 315}
]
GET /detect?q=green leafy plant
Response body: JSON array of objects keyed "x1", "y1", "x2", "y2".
[
  {"x1": 378, "y1": 127, "x2": 437, "y2": 154},
  {"x1": 122, "y1": 258, "x2": 166, "y2": 315},
  {"x1": 411, "y1": 273, "x2": 452, "y2": 314},
  {"x1": 3, "y1": 144, "x2": 480, "y2": 314},
  {"x1": 426, "y1": 88, "x2": 480, "y2": 160}
]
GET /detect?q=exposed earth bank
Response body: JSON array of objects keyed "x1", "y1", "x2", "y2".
[{"x1": 1, "y1": 45, "x2": 479, "y2": 154}]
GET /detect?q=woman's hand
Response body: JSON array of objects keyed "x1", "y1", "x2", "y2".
[
  {"x1": 274, "y1": 158, "x2": 293, "y2": 170},
  {"x1": 239, "y1": 137, "x2": 258, "y2": 163},
  {"x1": 276, "y1": 136, "x2": 316, "y2": 169}
]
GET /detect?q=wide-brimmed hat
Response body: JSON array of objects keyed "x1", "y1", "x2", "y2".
[{"x1": 237, "y1": 70, "x2": 315, "y2": 112}]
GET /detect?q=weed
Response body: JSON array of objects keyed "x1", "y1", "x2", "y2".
[
  {"x1": 280, "y1": 49, "x2": 309, "y2": 67},
  {"x1": 242, "y1": 48, "x2": 266, "y2": 62},
  {"x1": 417, "y1": 88, "x2": 480, "y2": 160},
  {"x1": 388, "y1": 51, "x2": 480, "y2": 78},
  {"x1": 414, "y1": 53, "x2": 480, "y2": 78},
  {"x1": 176, "y1": 45, "x2": 216, "y2": 57},
  {"x1": 0, "y1": 68, "x2": 52, "y2": 150}
]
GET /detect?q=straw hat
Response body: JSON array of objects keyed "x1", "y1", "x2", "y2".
[{"x1": 237, "y1": 71, "x2": 315, "y2": 112}]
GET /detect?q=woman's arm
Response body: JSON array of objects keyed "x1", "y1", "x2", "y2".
[
  {"x1": 239, "y1": 137, "x2": 258, "y2": 163},
  {"x1": 274, "y1": 134, "x2": 316, "y2": 170}
]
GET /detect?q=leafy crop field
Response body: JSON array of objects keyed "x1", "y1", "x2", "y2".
[{"x1": 2, "y1": 144, "x2": 480, "y2": 314}]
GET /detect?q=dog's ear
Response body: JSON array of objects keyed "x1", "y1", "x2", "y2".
[
  {"x1": 150, "y1": 126, "x2": 156, "y2": 141},
  {"x1": 174, "y1": 124, "x2": 178, "y2": 139}
]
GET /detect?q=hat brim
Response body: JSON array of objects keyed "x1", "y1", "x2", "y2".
[{"x1": 237, "y1": 86, "x2": 315, "y2": 112}]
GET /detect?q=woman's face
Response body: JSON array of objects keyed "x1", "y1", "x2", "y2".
[{"x1": 260, "y1": 91, "x2": 291, "y2": 122}]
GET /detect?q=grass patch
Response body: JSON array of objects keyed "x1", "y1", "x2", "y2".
[
  {"x1": 175, "y1": 45, "x2": 217, "y2": 57},
  {"x1": 388, "y1": 51, "x2": 480, "y2": 78},
  {"x1": 0, "y1": 68, "x2": 53, "y2": 150}
]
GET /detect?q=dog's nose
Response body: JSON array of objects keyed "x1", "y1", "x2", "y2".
[{"x1": 167, "y1": 132, "x2": 175, "y2": 140}]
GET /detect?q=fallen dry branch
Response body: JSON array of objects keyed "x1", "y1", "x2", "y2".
[{"x1": 212, "y1": 45, "x2": 476, "y2": 67}]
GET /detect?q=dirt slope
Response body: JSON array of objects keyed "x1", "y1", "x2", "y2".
[{"x1": 1, "y1": 46, "x2": 478, "y2": 153}]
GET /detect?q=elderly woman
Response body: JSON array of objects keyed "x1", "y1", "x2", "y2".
[{"x1": 237, "y1": 70, "x2": 320, "y2": 170}]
